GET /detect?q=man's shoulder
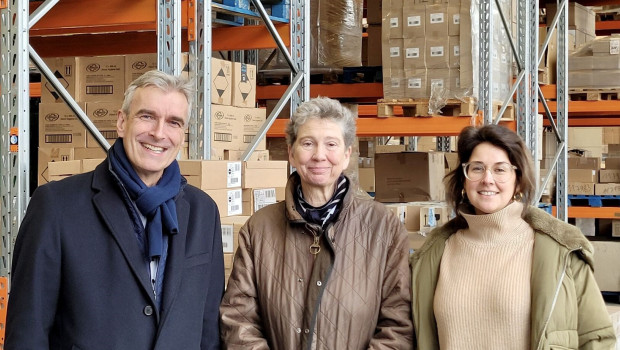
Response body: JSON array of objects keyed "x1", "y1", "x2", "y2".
[{"x1": 181, "y1": 184, "x2": 217, "y2": 206}]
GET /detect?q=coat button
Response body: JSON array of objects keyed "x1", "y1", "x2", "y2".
[
  {"x1": 296, "y1": 328, "x2": 302, "y2": 334},
  {"x1": 144, "y1": 305, "x2": 154, "y2": 316}
]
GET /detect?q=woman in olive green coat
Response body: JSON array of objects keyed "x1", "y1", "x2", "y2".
[{"x1": 410, "y1": 125, "x2": 615, "y2": 349}]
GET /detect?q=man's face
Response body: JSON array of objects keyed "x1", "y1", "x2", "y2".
[{"x1": 117, "y1": 86, "x2": 188, "y2": 187}]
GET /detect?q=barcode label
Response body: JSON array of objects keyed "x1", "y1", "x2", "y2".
[
  {"x1": 214, "y1": 132, "x2": 232, "y2": 142},
  {"x1": 227, "y1": 189, "x2": 242, "y2": 216},
  {"x1": 45, "y1": 134, "x2": 72, "y2": 143},
  {"x1": 430, "y1": 13, "x2": 444, "y2": 24},
  {"x1": 86, "y1": 85, "x2": 114, "y2": 95},
  {"x1": 254, "y1": 188, "x2": 277, "y2": 211},
  {"x1": 430, "y1": 46, "x2": 444, "y2": 57},
  {"x1": 227, "y1": 162, "x2": 242, "y2": 188},
  {"x1": 407, "y1": 16, "x2": 421, "y2": 27},
  {"x1": 243, "y1": 134, "x2": 256, "y2": 143},
  {"x1": 221, "y1": 224, "x2": 234, "y2": 253},
  {"x1": 101, "y1": 130, "x2": 118, "y2": 138}
]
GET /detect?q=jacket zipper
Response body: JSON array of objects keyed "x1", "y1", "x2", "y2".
[{"x1": 535, "y1": 247, "x2": 581, "y2": 350}]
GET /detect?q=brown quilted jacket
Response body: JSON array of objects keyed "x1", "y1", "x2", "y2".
[{"x1": 220, "y1": 174, "x2": 414, "y2": 350}]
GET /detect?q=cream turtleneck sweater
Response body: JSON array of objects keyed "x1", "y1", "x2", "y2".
[{"x1": 433, "y1": 201, "x2": 535, "y2": 350}]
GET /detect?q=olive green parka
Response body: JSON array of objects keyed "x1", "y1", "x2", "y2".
[{"x1": 410, "y1": 206, "x2": 616, "y2": 350}]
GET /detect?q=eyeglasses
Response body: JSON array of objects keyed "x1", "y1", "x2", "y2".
[{"x1": 462, "y1": 161, "x2": 517, "y2": 183}]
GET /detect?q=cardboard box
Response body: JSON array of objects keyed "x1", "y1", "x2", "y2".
[
  {"x1": 81, "y1": 158, "x2": 105, "y2": 173},
  {"x1": 232, "y1": 62, "x2": 257, "y2": 108},
  {"x1": 426, "y1": 37, "x2": 449, "y2": 68},
  {"x1": 38, "y1": 147, "x2": 74, "y2": 185},
  {"x1": 211, "y1": 58, "x2": 233, "y2": 105},
  {"x1": 239, "y1": 107, "x2": 267, "y2": 151},
  {"x1": 221, "y1": 149, "x2": 270, "y2": 162},
  {"x1": 402, "y1": 3, "x2": 425, "y2": 38},
  {"x1": 605, "y1": 157, "x2": 620, "y2": 170},
  {"x1": 405, "y1": 68, "x2": 428, "y2": 99},
  {"x1": 242, "y1": 187, "x2": 285, "y2": 215},
  {"x1": 403, "y1": 38, "x2": 426, "y2": 69},
  {"x1": 427, "y1": 68, "x2": 450, "y2": 95},
  {"x1": 204, "y1": 188, "x2": 242, "y2": 217},
  {"x1": 384, "y1": 203, "x2": 407, "y2": 224},
  {"x1": 591, "y1": 241, "x2": 620, "y2": 292},
  {"x1": 383, "y1": 68, "x2": 406, "y2": 99},
  {"x1": 575, "y1": 218, "x2": 595, "y2": 237},
  {"x1": 388, "y1": 39, "x2": 404, "y2": 70},
  {"x1": 595, "y1": 183, "x2": 620, "y2": 196},
  {"x1": 374, "y1": 152, "x2": 445, "y2": 202},
  {"x1": 612, "y1": 220, "x2": 620, "y2": 237},
  {"x1": 567, "y1": 182, "x2": 595, "y2": 195},
  {"x1": 449, "y1": 35, "x2": 460, "y2": 68},
  {"x1": 124, "y1": 53, "x2": 158, "y2": 88},
  {"x1": 74, "y1": 147, "x2": 106, "y2": 160},
  {"x1": 358, "y1": 168, "x2": 375, "y2": 192},
  {"x1": 41, "y1": 57, "x2": 77, "y2": 103},
  {"x1": 85, "y1": 101, "x2": 121, "y2": 148},
  {"x1": 568, "y1": 169, "x2": 597, "y2": 183},
  {"x1": 567, "y1": 156, "x2": 600, "y2": 170},
  {"x1": 178, "y1": 160, "x2": 242, "y2": 190},
  {"x1": 384, "y1": 2, "x2": 403, "y2": 39},
  {"x1": 242, "y1": 161, "x2": 288, "y2": 188},
  {"x1": 447, "y1": 4, "x2": 460, "y2": 36},
  {"x1": 220, "y1": 215, "x2": 250, "y2": 253},
  {"x1": 48, "y1": 160, "x2": 82, "y2": 177},
  {"x1": 425, "y1": 4, "x2": 449, "y2": 38},
  {"x1": 39, "y1": 103, "x2": 88, "y2": 147},
  {"x1": 375, "y1": 144, "x2": 408, "y2": 153},
  {"x1": 419, "y1": 205, "x2": 450, "y2": 233},
  {"x1": 599, "y1": 169, "x2": 620, "y2": 183},
  {"x1": 76, "y1": 55, "x2": 125, "y2": 102}
]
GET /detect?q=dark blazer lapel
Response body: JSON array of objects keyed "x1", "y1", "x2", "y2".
[
  {"x1": 160, "y1": 195, "x2": 189, "y2": 315},
  {"x1": 91, "y1": 162, "x2": 155, "y2": 303}
]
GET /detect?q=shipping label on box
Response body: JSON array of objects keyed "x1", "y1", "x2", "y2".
[
  {"x1": 211, "y1": 58, "x2": 233, "y2": 105},
  {"x1": 124, "y1": 53, "x2": 158, "y2": 88},
  {"x1": 242, "y1": 187, "x2": 285, "y2": 215},
  {"x1": 220, "y1": 215, "x2": 250, "y2": 253},
  {"x1": 76, "y1": 55, "x2": 125, "y2": 102},
  {"x1": 39, "y1": 103, "x2": 88, "y2": 147},
  {"x1": 567, "y1": 182, "x2": 595, "y2": 195},
  {"x1": 232, "y1": 62, "x2": 256, "y2": 108},
  {"x1": 205, "y1": 188, "x2": 242, "y2": 216},
  {"x1": 41, "y1": 57, "x2": 77, "y2": 103}
]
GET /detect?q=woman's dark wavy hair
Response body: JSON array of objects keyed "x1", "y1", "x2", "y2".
[{"x1": 445, "y1": 124, "x2": 536, "y2": 219}]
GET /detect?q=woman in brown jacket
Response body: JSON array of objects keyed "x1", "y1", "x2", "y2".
[{"x1": 220, "y1": 97, "x2": 413, "y2": 350}]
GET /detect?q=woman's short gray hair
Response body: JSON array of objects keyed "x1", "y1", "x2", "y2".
[
  {"x1": 285, "y1": 97, "x2": 357, "y2": 147},
  {"x1": 121, "y1": 70, "x2": 194, "y2": 119}
]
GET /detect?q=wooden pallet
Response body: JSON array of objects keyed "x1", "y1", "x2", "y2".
[
  {"x1": 568, "y1": 88, "x2": 620, "y2": 101},
  {"x1": 490, "y1": 102, "x2": 515, "y2": 121},
  {"x1": 377, "y1": 97, "x2": 477, "y2": 117}
]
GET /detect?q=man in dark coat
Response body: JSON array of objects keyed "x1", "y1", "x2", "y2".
[{"x1": 5, "y1": 70, "x2": 225, "y2": 350}]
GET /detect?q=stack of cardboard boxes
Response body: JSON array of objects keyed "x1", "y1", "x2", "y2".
[
  {"x1": 381, "y1": 0, "x2": 513, "y2": 113},
  {"x1": 569, "y1": 35, "x2": 620, "y2": 89},
  {"x1": 178, "y1": 159, "x2": 289, "y2": 283}
]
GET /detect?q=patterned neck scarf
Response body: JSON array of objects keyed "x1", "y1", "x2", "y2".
[{"x1": 295, "y1": 173, "x2": 349, "y2": 228}]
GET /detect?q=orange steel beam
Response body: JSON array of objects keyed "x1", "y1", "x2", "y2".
[
  {"x1": 213, "y1": 24, "x2": 290, "y2": 51},
  {"x1": 30, "y1": 83, "x2": 41, "y2": 98},
  {"x1": 543, "y1": 117, "x2": 620, "y2": 127},
  {"x1": 257, "y1": 83, "x2": 383, "y2": 100},
  {"x1": 266, "y1": 116, "x2": 516, "y2": 137},
  {"x1": 0, "y1": 277, "x2": 6, "y2": 346},
  {"x1": 552, "y1": 206, "x2": 620, "y2": 219},
  {"x1": 595, "y1": 20, "x2": 620, "y2": 35},
  {"x1": 541, "y1": 100, "x2": 620, "y2": 117},
  {"x1": 31, "y1": 30, "x2": 190, "y2": 57},
  {"x1": 29, "y1": 0, "x2": 188, "y2": 36},
  {"x1": 0, "y1": 0, "x2": 6, "y2": 9}
]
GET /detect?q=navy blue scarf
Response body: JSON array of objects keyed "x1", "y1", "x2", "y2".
[{"x1": 108, "y1": 138, "x2": 181, "y2": 259}]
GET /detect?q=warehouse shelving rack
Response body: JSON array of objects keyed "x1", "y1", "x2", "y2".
[{"x1": 0, "y1": 0, "x2": 309, "y2": 280}]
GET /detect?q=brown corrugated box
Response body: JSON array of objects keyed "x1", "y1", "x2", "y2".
[
  {"x1": 241, "y1": 187, "x2": 285, "y2": 215},
  {"x1": 425, "y1": 4, "x2": 449, "y2": 37},
  {"x1": 595, "y1": 183, "x2": 620, "y2": 196},
  {"x1": 204, "y1": 188, "x2": 242, "y2": 217},
  {"x1": 41, "y1": 57, "x2": 77, "y2": 103},
  {"x1": 403, "y1": 38, "x2": 426, "y2": 69},
  {"x1": 402, "y1": 3, "x2": 425, "y2": 38},
  {"x1": 591, "y1": 241, "x2": 620, "y2": 292},
  {"x1": 232, "y1": 62, "x2": 256, "y2": 108},
  {"x1": 405, "y1": 68, "x2": 428, "y2": 99},
  {"x1": 85, "y1": 101, "x2": 121, "y2": 148},
  {"x1": 567, "y1": 182, "x2": 595, "y2": 195},
  {"x1": 220, "y1": 215, "x2": 250, "y2": 254},
  {"x1": 75, "y1": 55, "x2": 125, "y2": 102},
  {"x1": 38, "y1": 147, "x2": 74, "y2": 185},
  {"x1": 242, "y1": 161, "x2": 288, "y2": 189},
  {"x1": 179, "y1": 160, "x2": 242, "y2": 190},
  {"x1": 39, "y1": 103, "x2": 88, "y2": 148},
  {"x1": 211, "y1": 58, "x2": 233, "y2": 106}
]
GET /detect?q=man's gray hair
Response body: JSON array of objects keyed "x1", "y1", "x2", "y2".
[
  {"x1": 121, "y1": 70, "x2": 194, "y2": 118},
  {"x1": 285, "y1": 97, "x2": 357, "y2": 148}
]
